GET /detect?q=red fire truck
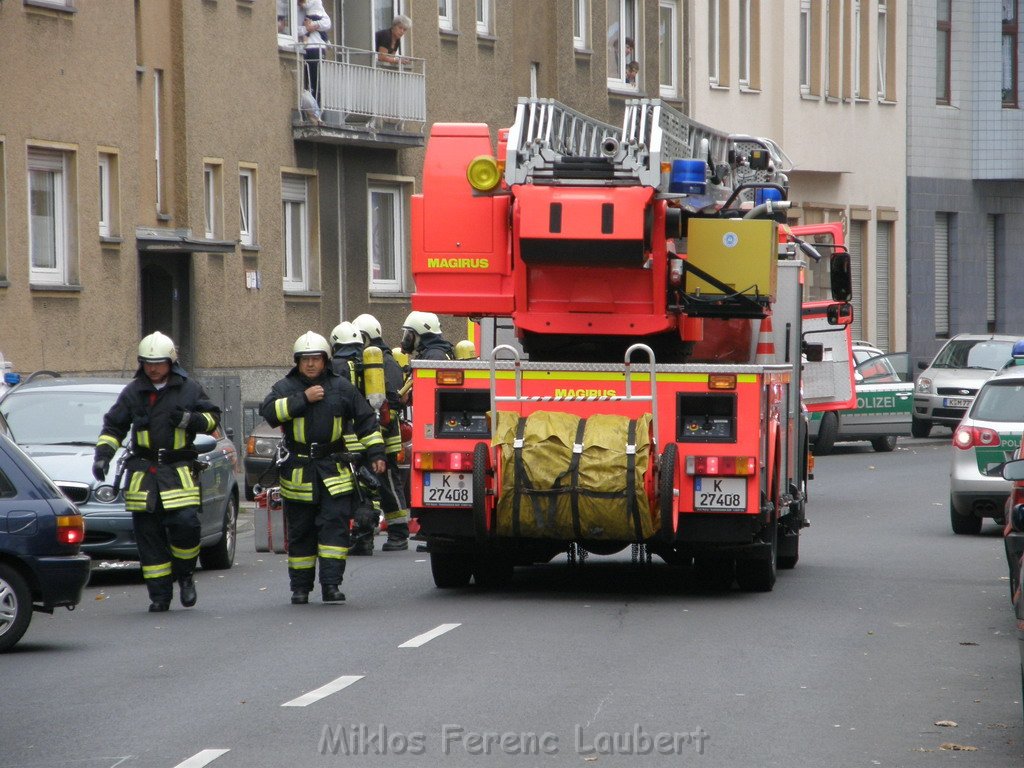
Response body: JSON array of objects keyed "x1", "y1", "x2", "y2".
[{"x1": 407, "y1": 98, "x2": 854, "y2": 592}]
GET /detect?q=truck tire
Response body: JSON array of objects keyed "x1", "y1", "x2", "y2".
[
  {"x1": 658, "y1": 443, "x2": 677, "y2": 542},
  {"x1": 871, "y1": 435, "x2": 897, "y2": 452},
  {"x1": 472, "y1": 443, "x2": 490, "y2": 542},
  {"x1": 911, "y1": 416, "x2": 931, "y2": 438},
  {"x1": 430, "y1": 552, "x2": 473, "y2": 588},
  {"x1": 777, "y1": 529, "x2": 799, "y2": 570},
  {"x1": 736, "y1": 522, "x2": 778, "y2": 592},
  {"x1": 950, "y1": 501, "x2": 982, "y2": 535},
  {"x1": 813, "y1": 412, "x2": 837, "y2": 455},
  {"x1": 0, "y1": 563, "x2": 32, "y2": 653}
]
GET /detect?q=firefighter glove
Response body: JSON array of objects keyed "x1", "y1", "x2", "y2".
[
  {"x1": 172, "y1": 407, "x2": 193, "y2": 429},
  {"x1": 92, "y1": 457, "x2": 110, "y2": 482}
]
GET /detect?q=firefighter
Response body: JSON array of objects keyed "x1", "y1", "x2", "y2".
[
  {"x1": 92, "y1": 332, "x2": 221, "y2": 612},
  {"x1": 352, "y1": 313, "x2": 411, "y2": 551},
  {"x1": 260, "y1": 331, "x2": 386, "y2": 604},
  {"x1": 400, "y1": 311, "x2": 454, "y2": 361}
]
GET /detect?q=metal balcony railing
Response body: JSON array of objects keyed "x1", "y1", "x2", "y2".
[{"x1": 294, "y1": 43, "x2": 426, "y2": 130}]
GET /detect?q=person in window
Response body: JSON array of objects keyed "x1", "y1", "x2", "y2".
[
  {"x1": 298, "y1": 0, "x2": 331, "y2": 122},
  {"x1": 625, "y1": 60, "x2": 639, "y2": 85},
  {"x1": 376, "y1": 14, "x2": 412, "y2": 66}
]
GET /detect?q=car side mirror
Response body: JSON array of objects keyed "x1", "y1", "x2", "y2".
[
  {"x1": 1002, "y1": 458, "x2": 1024, "y2": 481},
  {"x1": 829, "y1": 251, "x2": 852, "y2": 302},
  {"x1": 194, "y1": 434, "x2": 218, "y2": 454},
  {"x1": 826, "y1": 303, "x2": 853, "y2": 326},
  {"x1": 917, "y1": 360, "x2": 929, "y2": 370}
]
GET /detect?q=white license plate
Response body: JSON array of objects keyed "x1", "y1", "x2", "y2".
[
  {"x1": 943, "y1": 397, "x2": 972, "y2": 408},
  {"x1": 422, "y1": 472, "x2": 473, "y2": 507},
  {"x1": 693, "y1": 477, "x2": 747, "y2": 512}
]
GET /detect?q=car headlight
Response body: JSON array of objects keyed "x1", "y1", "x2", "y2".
[
  {"x1": 916, "y1": 376, "x2": 932, "y2": 394},
  {"x1": 93, "y1": 484, "x2": 120, "y2": 503},
  {"x1": 252, "y1": 437, "x2": 281, "y2": 457}
]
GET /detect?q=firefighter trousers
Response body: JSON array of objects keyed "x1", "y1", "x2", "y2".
[
  {"x1": 284, "y1": 491, "x2": 354, "y2": 591},
  {"x1": 133, "y1": 503, "x2": 201, "y2": 603},
  {"x1": 380, "y1": 455, "x2": 409, "y2": 540}
]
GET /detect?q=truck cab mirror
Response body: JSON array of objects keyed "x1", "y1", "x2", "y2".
[
  {"x1": 803, "y1": 342, "x2": 824, "y2": 362},
  {"x1": 826, "y1": 302, "x2": 853, "y2": 326},
  {"x1": 829, "y1": 252, "x2": 852, "y2": 302}
]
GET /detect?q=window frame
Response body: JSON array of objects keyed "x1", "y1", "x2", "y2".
[
  {"x1": 738, "y1": 0, "x2": 751, "y2": 88},
  {"x1": 658, "y1": 0, "x2": 680, "y2": 97},
  {"x1": 367, "y1": 181, "x2": 407, "y2": 295},
  {"x1": 27, "y1": 149, "x2": 69, "y2": 286},
  {"x1": 98, "y1": 153, "x2": 112, "y2": 238},
  {"x1": 800, "y1": 0, "x2": 812, "y2": 94},
  {"x1": 476, "y1": 0, "x2": 492, "y2": 35},
  {"x1": 936, "y1": 0, "x2": 952, "y2": 105},
  {"x1": 282, "y1": 174, "x2": 310, "y2": 292},
  {"x1": 277, "y1": 0, "x2": 299, "y2": 48},
  {"x1": 439, "y1": 0, "x2": 454, "y2": 32},
  {"x1": 1004, "y1": 0, "x2": 1019, "y2": 107},
  {"x1": 709, "y1": 0, "x2": 721, "y2": 86},
  {"x1": 573, "y1": 0, "x2": 589, "y2": 50},
  {"x1": 239, "y1": 166, "x2": 256, "y2": 247},
  {"x1": 203, "y1": 162, "x2": 223, "y2": 240},
  {"x1": 607, "y1": 0, "x2": 639, "y2": 87}
]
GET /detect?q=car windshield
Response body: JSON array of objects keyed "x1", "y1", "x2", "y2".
[
  {"x1": 855, "y1": 355, "x2": 901, "y2": 384},
  {"x1": 931, "y1": 340, "x2": 1014, "y2": 371},
  {"x1": 1, "y1": 390, "x2": 118, "y2": 445},
  {"x1": 969, "y1": 381, "x2": 1024, "y2": 422}
]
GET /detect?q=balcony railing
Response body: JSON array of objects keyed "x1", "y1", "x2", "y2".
[{"x1": 293, "y1": 43, "x2": 426, "y2": 138}]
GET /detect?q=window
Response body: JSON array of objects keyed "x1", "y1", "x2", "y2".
[
  {"x1": 0, "y1": 141, "x2": 7, "y2": 283},
  {"x1": 573, "y1": 0, "x2": 588, "y2": 50},
  {"x1": 98, "y1": 153, "x2": 112, "y2": 238},
  {"x1": 277, "y1": 0, "x2": 299, "y2": 46},
  {"x1": 154, "y1": 69, "x2": 165, "y2": 214},
  {"x1": 847, "y1": 219, "x2": 865, "y2": 341},
  {"x1": 709, "y1": 0, "x2": 720, "y2": 85},
  {"x1": 203, "y1": 162, "x2": 222, "y2": 240},
  {"x1": 738, "y1": 0, "x2": 750, "y2": 87},
  {"x1": 825, "y1": 0, "x2": 841, "y2": 97},
  {"x1": 875, "y1": 220, "x2": 892, "y2": 353},
  {"x1": 476, "y1": 0, "x2": 492, "y2": 35},
  {"x1": 800, "y1": 0, "x2": 812, "y2": 94},
  {"x1": 852, "y1": 0, "x2": 867, "y2": 98},
  {"x1": 934, "y1": 213, "x2": 951, "y2": 337},
  {"x1": 607, "y1": 0, "x2": 638, "y2": 85},
  {"x1": 28, "y1": 149, "x2": 70, "y2": 286},
  {"x1": 439, "y1": 0, "x2": 454, "y2": 32},
  {"x1": 659, "y1": 0, "x2": 679, "y2": 97},
  {"x1": 1004, "y1": 0, "x2": 1019, "y2": 107},
  {"x1": 986, "y1": 215, "x2": 999, "y2": 331},
  {"x1": 368, "y1": 183, "x2": 406, "y2": 293},
  {"x1": 282, "y1": 174, "x2": 309, "y2": 291},
  {"x1": 239, "y1": 167, "x2": 256, "y2": 247},
  {"x1": 876, "y1": 0, "x2": 889, "y2": 99},
  {"x1": 936, "y1": 0, "x2": 951, "y2": 104},
  {"x1": 374, "y1": 0, "x2": 405, "y2": 47}
]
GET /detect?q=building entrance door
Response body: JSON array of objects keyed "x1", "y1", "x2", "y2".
[{"x1": 139, "y1": 252, "x2": 193, "y2": 371}]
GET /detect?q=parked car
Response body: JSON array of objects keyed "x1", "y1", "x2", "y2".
[
  {"x1": 0, "y1": 432, "x2": 90, "y2": 652},
  {"x1": 243, "y1": 419, "x2": 282, "y2": 500},
  {"x1": 913, "y1": 334, "x2": 1020, "y2": 438},
  {"x1": 948, "y1": 368, "x2": 1024, "y2": 534},
  {"x1": 0, "y1": 377, "x2": 239, "y2": 567},
  {"x1": 809, "y1": 351, "x2": 914, "y2": 454},
  {"x1": 999, "y1": 456, "x2": 1024, "y2": 719}
]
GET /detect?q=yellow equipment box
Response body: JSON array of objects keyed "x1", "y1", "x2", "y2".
[{"x1": 684, "y1": 218, "x2": 778, "y2": 301}]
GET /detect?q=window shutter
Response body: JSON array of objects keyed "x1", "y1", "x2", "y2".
[
  {"x1": 986, "y1": 215, "x2": 997, "y2": 326},
  {"x1": 934, "y1": 214, "x2": 950, "y2": 335},
  {"x1": 875, "y1": 222, "x2": 890, "y2": 352},
  {"x1": 282, "y1": 174, "x2": 307, "y2": 202},
  {"x1": 848, "y1": 220, "x2": 863, "y2": 340}
]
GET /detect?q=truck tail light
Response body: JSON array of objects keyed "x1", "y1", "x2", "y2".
[
  {"x1": 953, "y1": 426, "x2": 1001, "y2": 450},
  {"x1": 414, "y1": 451, "x2": 475, "y2": 471},
  {"x1": 684, "y1": 456, "x2": 756, "y2": 476},
  {"x1": 56, "y1": 514, "x2": 85, "y2": 546},
  {"x1": 436, "y1": 370, "x2": 465, "y2": 386}
]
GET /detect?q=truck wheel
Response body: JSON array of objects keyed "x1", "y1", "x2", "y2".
[
  {"x1": 472, "y1": 443, "x2": 490, "y2": 542},
  {"x1": 199, "y1": 494, "x2": 238, "y2": 570},
  {"x1": 430, "y1": 552, "x2": 473, "y2": 588},
  {"x1": 911, "y1": 416, "x2": 931, "y2": 438},
  {"x1": 658, "y1": 443, "x2": 677, "y2": 542},
  {"x1": 777, "y1": 528, "x2": 799, "y2": 570},
  {"x1": 736, "y1": 520, "x2": 778, "y2": 592},
  {"x1": 950, "y1": 501, "x2": 982, "y2": 535},
  {"x1": 0, "y1": 563, "x2": 32, "y2": 653},
  {"x1": 813, "y1": 412, "x2": 837, "y2": 455},
  {"x1": 871, "y1": 435, "x2": 897, "y2": 452}
]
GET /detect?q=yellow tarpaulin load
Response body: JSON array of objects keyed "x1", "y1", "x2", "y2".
[{"x1": 492, "y1": 411, "x2": 656, "y2": 541}]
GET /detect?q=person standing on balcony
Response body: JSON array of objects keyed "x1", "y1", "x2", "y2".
[
  {"x1": 375, "y1": 14, "x2": 412, "y2": 66},
  {"x1": 298, "y1": 0, "x2": 331, "y2": 121}
]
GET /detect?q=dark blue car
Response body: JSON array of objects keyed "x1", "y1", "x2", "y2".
[{"x1": 0, "y1": 431, "x2": 90, "y2": 652}]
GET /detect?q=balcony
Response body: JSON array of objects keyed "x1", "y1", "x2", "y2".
[{"x1": 292, "y1": 44, "x2": 426, "y2": 150}]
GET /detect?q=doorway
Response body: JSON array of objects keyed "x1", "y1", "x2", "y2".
[{"x1": 139, "y1": 252, "x2": 193, "y2": 371}]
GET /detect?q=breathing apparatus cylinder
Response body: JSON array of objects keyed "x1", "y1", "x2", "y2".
[{"x1": 362, "y1": 346, "x2": 386, "y2": 410}]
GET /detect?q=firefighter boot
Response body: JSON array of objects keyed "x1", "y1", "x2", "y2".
[
  {"x1": 382, "y1": 523, "x2": 409, "y2": 552},
  {"x1": 291, "y1": 590, "x2": 309, "y2": 605},
  {"x1": 178, "y1": 573, "x2": 198, "y2": 608},
  {"x1": 148, "y1": 600, "x2": 170, "y2": 612},
  {"x1": 321, "y1": 584, "x2": 346, "y2": 603}
]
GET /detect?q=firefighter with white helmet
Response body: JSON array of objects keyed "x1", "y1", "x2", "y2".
[
  {"x1": 401, "y1": 310, "x2": 454, "y2": 361},
  {"x1": 260, "y1": 331, "x2": 386, "y2": 604},
  {"x1": 93, "y1": 332, "x2": 221, "y2": 612},
  {"x1": 345, "y1": 314, "x2": 411, "y2": 552}
]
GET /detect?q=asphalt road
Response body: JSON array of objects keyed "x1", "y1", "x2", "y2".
[{"x1": 1, "y1": 435, "x2": 1021, "y2": 767}]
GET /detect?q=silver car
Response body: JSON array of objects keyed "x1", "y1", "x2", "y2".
[
  {"x1": 913, "y1": 334, "x2": 1020, "y2": 438},
  {"x1": 949, "y1": 368, "x2": 1024, "y2": 534}
]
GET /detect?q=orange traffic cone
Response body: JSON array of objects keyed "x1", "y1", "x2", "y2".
[{"x1": 755, "y1": 315, "x2": 775, "y2": 364}]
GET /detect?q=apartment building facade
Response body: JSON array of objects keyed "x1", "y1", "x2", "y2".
[{"x1": 906, "y1": 1, "x2": 1024, "y2": 365}]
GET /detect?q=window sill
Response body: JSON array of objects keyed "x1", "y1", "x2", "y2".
[
  {"x1": 369, "y1": 290, "x2": 411, "y2": 300},
  {"x1": 24, "y1": 0, "x2": 77, "y2": 15},
  {"x1": 100, "y1": 235, "x2": 124, "y2": 246},
  {"x1": 284, "y1": 290, "x2": 322, "y2": 300},
  {"x1": 709, "y1": 83, "x2": 730, "y2": 91},
  {"x1": 739, "y1": 86, "x2": 761, "y2": 95},
  {"x1": 877, "y1": 99, "x2": 897, "y2": 106},
  {"x1": 30, "y1": 283, "x2": 83, "y2": 293},
  {"x1": 0, "y1": 280, "x2": 9, "y2": 289},
  {"x1": 439, "y1": 28, "x2": 459, "y2": 41},
  {"x1": 800, "y1": 92, "x2": 821, "y2": 101},
  {"x1": 574, "y1": 46, "x2": 593, "y2": 58},
  {"x1": 240, "y1": 244, "x2": 261, "y2": 254},
  {"x1": 476, "y1": 33, "x2": 497, "y2": 45},
  {"x1": 607, "y1": 83, "x2": 640, "y2": 97}
]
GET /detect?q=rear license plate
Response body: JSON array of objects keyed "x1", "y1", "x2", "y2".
[
  {"x1": 422, "y1": 472, "x2": 473, "y2": 507},
  {"x1": 943, "y1": 397, "x2": 972, "y2": 408},
  {"x1": 693, "y1": 477, "x2": 747, "y2": 512}
]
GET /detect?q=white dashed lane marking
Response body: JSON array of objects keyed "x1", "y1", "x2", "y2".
[
  {"x1": 398, "y1": 622, "x2": 461, "y2": 648},
  {"x1": 281, "y1": 674, "x2": 364, "y2": 707},
  {"x1": 172, "y1": 749, "x2": 230, "y2": 767}
]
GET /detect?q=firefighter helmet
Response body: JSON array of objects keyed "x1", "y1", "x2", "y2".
[
  {"x1": 402, "y1": 311, "x2": 441, "y2": 336},
  {"x1": 137, "y1": 331, "x2": 177, "y2": 363},
  {"x1": 292, "y1": 331, "x2": 331, "y2": 361},
  {"x1": 352, "y1": 313, "x2": 383, "y2": 342},
  {"x1": 330, "y1": 322, "x2": 362, "y2": 348}
]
